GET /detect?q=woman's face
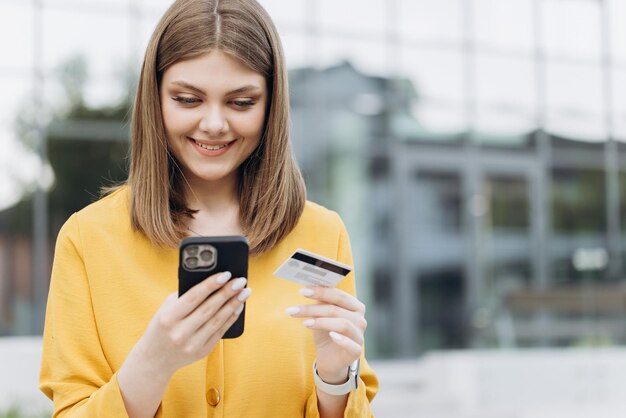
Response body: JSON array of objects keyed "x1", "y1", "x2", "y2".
[{"x1": 160, "y1": 50, "x2": 268, "y2": 185}]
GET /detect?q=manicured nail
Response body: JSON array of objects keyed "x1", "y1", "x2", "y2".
[
  {"x1": 285, "y1": 306, "x2": 300, "y2": 316},
  {"x1": 216, "y1": 272, "x2": 232, "y2": 284},
  {"x1": 299, "y1": 288, "x2": 315, "y2": 297},
  {"x1": 237, "y1": 288, "x2": 252, "y2": 302},
  {"x1": 231, "y1": 277, "x2": 247, "y2": 290},
  {"x1": 303, "y1": 319, "x2": 315, "y2": 327},
  {"x1": 329, "y1": 331, "x2": 343, "y2": 342},
  {"x1": 234, "y1": 304, "x2": 244, "y2": 315}
]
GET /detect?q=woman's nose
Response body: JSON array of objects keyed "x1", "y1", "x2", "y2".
[{"x1": 198, "y1": 105, "x2": 228, "y2": 137}]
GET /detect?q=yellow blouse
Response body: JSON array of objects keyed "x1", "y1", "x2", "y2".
[{"x1": 39, "y1": 187, "x2": 378, "y2": 417}]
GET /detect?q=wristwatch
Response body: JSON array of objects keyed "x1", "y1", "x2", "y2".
[{"x1": 312, "y1": 359, "x2": 360, "y2": 396}]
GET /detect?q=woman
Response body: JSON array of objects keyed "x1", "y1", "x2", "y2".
[{"x1": 39, "y1": 0, "x2": 378, "y2": 417}]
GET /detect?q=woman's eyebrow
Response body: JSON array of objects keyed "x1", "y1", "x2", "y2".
[
  {"x1": 170, "y1": 80, "x2": 205, "y2": 95},
  {"x1": 169, "y1": 80, "x2": 261, "y2": 96},
  {"x1": 227, "y1": 85, "x2": 262, "y2": 95}
]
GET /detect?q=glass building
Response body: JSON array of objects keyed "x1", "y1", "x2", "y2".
[{"x1": 0, "y1": 0, "x2": 625, "y2": 359}]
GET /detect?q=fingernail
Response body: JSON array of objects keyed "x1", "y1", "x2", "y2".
[
  {"x1": 216, "y1": 272, "x2": 232, "y2": 284},
  {"x1": 285, "y1": 306, "x2": 300, "y2": 316},
  {"x1": 329, "y1": 331, "x2": 343, "y2": 342},
  {"x1": 234, "y1": 304, "x2": 244, "y2": 315},
  {"x1": 303, "y1": 319, "x2": 315, "y2": 327},
  {"x1": 237, "y1": 287, "x2": 252, "y2": 302},
  {"x1": 231, "y1": 277, "x2": 247, "y2": 290},
  {"x1": 299, "y1": 288, "x2": 315, "y2": 297}
]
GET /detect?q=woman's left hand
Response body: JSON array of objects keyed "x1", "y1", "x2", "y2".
[{"x1": 286, "y1": 286, "x2": 367, "y2": 383}]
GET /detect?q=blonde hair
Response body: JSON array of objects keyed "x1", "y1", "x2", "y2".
[{"x1": 125, "y1": 0, "x2": 305, "y2": 255}]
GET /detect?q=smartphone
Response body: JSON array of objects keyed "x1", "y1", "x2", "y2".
[{"x1": 178, "y1": 235, "x2": 249, "y2": 339}]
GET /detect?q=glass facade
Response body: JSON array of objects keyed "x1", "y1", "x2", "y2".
[{"x1": 0, "y1": 0, "x2": 625, "y2": 359}]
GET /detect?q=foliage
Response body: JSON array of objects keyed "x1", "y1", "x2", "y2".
[{"x1": 0, "y1": 404, "x2": 51, "y2": 418}]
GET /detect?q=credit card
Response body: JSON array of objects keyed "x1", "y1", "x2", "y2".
[{"x1": 273, "y1": 248, "x2": 353, "y2": 287}]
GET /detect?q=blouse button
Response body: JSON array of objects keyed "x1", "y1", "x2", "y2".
[{"x1": 206, "y1": 388, "x2": 221, "y2": 406}]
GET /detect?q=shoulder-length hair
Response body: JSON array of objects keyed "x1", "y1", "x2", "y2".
[{"x1": 126, "y1": 0, "x2": 305, "y2": 255}]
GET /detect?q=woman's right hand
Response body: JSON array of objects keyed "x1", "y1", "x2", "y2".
[{"x1": 136, "y1": 271, "x2": 251, "y2": 375}]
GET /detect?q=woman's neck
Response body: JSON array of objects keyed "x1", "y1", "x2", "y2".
[{"x1": 183, "y1": 172, "x2": 243, "y2": 236}]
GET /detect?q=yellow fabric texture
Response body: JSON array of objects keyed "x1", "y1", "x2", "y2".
[{"x1": 39, "y1": 187, "x2": 378, "y2": 417}]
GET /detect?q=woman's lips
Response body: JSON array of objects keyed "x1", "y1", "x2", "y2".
[{"x1": 188, "y1": 137, "x2": 236, "y2": 157}]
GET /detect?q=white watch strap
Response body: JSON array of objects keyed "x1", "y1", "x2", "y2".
[{"x1": 313, "y1": 359, "x2": 360, "y2": 396}]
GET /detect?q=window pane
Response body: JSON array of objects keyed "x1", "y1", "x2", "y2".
[
  {"x1": 280, "y1": 32, "x2": 309, "y2": 70},
  {"x1": 401, "y1": 48, "x2": 465, "y2": 103},
  {"x1": 43, "y1": 8, "x2": 131, "y2": 76},
  {"x1": 0, "y1": 3, "x2": 34, "y2": 72},
  {"x1": 480, "y1": 173, "x2": 532, "y2": 347},
  {"x1": 613, "y1": 70, "x2": 626, "y2": 141},
  {"x1": 318, "y1": 37, "x2": 388, "y2": 77},
  {"x1": 473, "y1": 0, "x2": 533, "y2": 51},
  {"x1": 318, "y1": 0, "x2": 385, "y2": 36},
  {"x1": 476, "y1": 55, "x2": 535, "y2": 108},
  {"x1": 608, "y1": 0, "x2": 626, "y2": 64},
  {"x1": 259, "y1": 0, "x2": 306, "y2": 27},
  {"x1": 551, "y1": 167, "x2": 607, "y2": 283},
  {"x1": 397, "y1": 0, "x2": 463, "y2": 43},
  {"x1": 411, "y1": 101, "x2": 468, "y2": 137},
  {"x1": 475, "y1": 54, "x2": 536, "y2": 137},
  {"x1": 139, "y1": 0, "x2": 175, "y2": 17},
  {"x1": 542, "y1": 0, "x2": 602, "y2": 61},
  {"x1": 0, "y1": 76, "x2": 39, "y2": 211},
  {"x1": 546, "y1": 63, "x2": 606, "y2": 140},
  {"x1": 44, "y1": 0, "x2": 128, "y2": 7},
  {"x1": 412, "y1": 170, "x2": 466, "y2": 351}
]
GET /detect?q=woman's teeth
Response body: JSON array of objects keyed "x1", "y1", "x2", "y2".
[{"x1": 195, "y1": 140, "x2": 229, "y2": 151}]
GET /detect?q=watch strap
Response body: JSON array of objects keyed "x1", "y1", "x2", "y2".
[{"x1": 313, "y1": 359, "x2": 360, "y2": 396}]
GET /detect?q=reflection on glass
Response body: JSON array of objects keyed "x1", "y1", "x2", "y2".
[
  {"x1": 397, "y1": 0, "x2": 463, "y2": 43},
  {"x1": 43, "y1": 8, "x2": 130, "y2": 75},
  {"x1": 0, "y1": 3, "x2": 34, "y2": 72},
  {"x1": 279, "y1": 33, "x2": 308, "y2": 70},
  {"x1": 411, "y1": 170, "x2": 465, "y2": 351},
  {"x1": 401, "y1": 47, "x2": 465, "y2": 103},
  {"x1": 475, "y1": 108, "x2": 535, "y2": 143},
  {"x1": 419, "y1": 268, "x2": 466, "y2": 350},
  {"x1": 138, "y1": 0, "x2": 180, "y2": 17},
  {"x1": 258, "y1": 0, "x2": 306, "y2": 26},
  {"x1": 318, "y1": 36, "x2": 387, "y2": 76},
  {"x1": 318, "y1": 0, "x2": 385, "y2": 36},
  {"x1": 551, "y1": 167, "x2": 607, "y2": 283},
  {"x1": 475, "y1": 55, "x2": 535, "y2": 110},
  {"x1": 409, "y1": 101, "x2": 468, "y2": 138},
  {"x1": 546, "y1": 63, "x2": 606, "y2": 140},
  {"x1": 613, "y1": 70, "x2": 626, "y2": 141},
  {"x1": 473, "y1": 0, "x2": 533, "y2": 51},
  {"x1": 478, "y1": 174, "x2": 532, "y2": 347},
  {"x1": 475, "y1": 54, "x2": 536, "y2": 140},
  {"x1": 609, "y1": 0, "x2": 626, "y2": 63},
  {"x1": 542, "y1": 0, "x2": 602, "y2": 60}
]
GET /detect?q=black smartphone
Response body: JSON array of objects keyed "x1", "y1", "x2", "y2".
[{"x1": 178, "y1": 235, "x2": 249, "y2": 339}]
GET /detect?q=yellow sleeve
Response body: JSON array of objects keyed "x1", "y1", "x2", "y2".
[
  {"x1": 39, "y1": 214, "x2": 129, "y2": 417},
  {"x1": 305, "y1": 212, "x2": 379, "y2": 417}
]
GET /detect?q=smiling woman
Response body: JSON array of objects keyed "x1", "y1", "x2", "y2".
[
  {"x1": 38, "y1": 0, "x2": 378, "y2": 417},
  {"x1": 160, "y1": 51, "x2": 267, "y2": 191}
]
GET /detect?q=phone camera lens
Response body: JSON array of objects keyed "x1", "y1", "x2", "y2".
[
  {"x1": 200, "y1": 250, "x2": 214, "y2": 262},
  {"x1": 185, "y1": 257, "x2": 199, "y2": 269},
  {"x1": 186, "y1": 246, "x2": 199, "y2": 256}
]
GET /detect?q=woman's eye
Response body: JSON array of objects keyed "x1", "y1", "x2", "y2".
[
  {"x1": 232, "y1": 100, "x2": 255, "y2": 108},
  {"x1": 172, "y1": 96, "x2": 199, "y2": 104}
]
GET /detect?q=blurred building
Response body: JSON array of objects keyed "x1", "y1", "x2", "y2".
[{"x1": 1, "y1": 0, "x2": 626, "y2": 361}]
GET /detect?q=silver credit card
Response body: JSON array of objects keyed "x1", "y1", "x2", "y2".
[{"x1": 273, "y1": 248, "x2": 353, "y2": 287}]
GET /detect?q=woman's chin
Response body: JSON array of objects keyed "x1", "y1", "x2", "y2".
[{"x1": 187, "y1": 168, "x2": 235, "y2": 184}]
